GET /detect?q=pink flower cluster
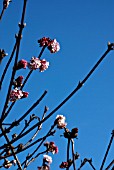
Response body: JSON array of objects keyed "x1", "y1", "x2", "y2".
[
  {"x1": 28, "y1": 57, "x2": 41, "y2": 70},
  {"x1": 38, "y1": 37, "x2": 60, "y2": 53},
  {"x1": 55, "y1": 115, "x2": 67, "y2": 129},
  {"x1": 9, "y1": 88, "x2": 29, "y2": 102},
  {"x1": 48, "y1": 39, "x2": 60, "y2": 53},
  {"x1": 3, "y1": 0, "x2": 11, "y2": 9},
  {"x1": 28, "y1": 57, "x2": 49, "y2": 72},
  {"x1": 44, "y1": 141, "x2": 58, "y2": 154},
  {"x1": 38, "y1": 37, "x2": 51, "y2": 47},
  {"x1": 16, "y1": 58, "x2": 49, "y2": 72}
]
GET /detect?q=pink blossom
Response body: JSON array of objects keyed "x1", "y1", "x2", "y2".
[
  {"x1": 9, "y1": 88, "x2": 23, "y2": 102},
  {"x1": 39, "y1": 59, "x2": 49, "y2": 72},
  {"x1": 28, "y1": 57, "x2": 41, "y2": 70},
  {"x1": 48, "y1": 39, "x2": 60, "y2": 53},
  {"x1": 16, "y1": 59, "x2": 28, "y2": 70},
  {"x1": 22, "y1": 91, "x2": 29, "y2": 98},
  {"x1": 38, "y1": 37, "x2": 51, "y2": 47},
  {"x1": 55, "y1": 115, "x2": 67, "y2": 129},
  {"x1": 43, "y1": 155, "x2": 52, "y2": 164},
  {"x1": 9, "y1": 88, "x2": 29, "y2": 102}
]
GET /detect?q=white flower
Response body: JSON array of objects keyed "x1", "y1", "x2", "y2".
[
  {"x1": 28, "y1": 57, "x2": 41, "y2": 70},
  {"x1": 55, "y1": 115, "x2": 67, "y2": 129},
  {"x1": 40, "y1": 59, "x2": 49, "y2": 72},
  {"x1": 48, "y1": 39, "x2": 60, "y2": 53},
  {"x1": 43, "y1": 155, "x2": 52, "y2": 164}
]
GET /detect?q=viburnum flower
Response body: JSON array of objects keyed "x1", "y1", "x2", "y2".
[
  {"x1": 38, "y1": 37, "x2": 60, "y2": 53},
  {"x1": 3, "y1": 0, "x2": 11, "y2": 9},
  {"x1": 39, "y1": 59, "x2": 49, "y2": 72},
  {"x1": 9, "y1": 88, "x2": 29, "y2": 102},
  {"x1": 44, "y1": 141, "x2": 58, "y2": 154},
  {"x1": 43, "y1": 155, "x2": 52, "y2": 164},
  {"x1": 28, "y1": 57, "x2": 41, "y2": 70},
  {"x1": 55, "y1": 115, "x2": 67, "y2": 129},
  {"x1": 48, "y1": 39, "x2": 60, "y2": 53},
  {"x1": 16, "y1": 59, "x2": 28, "y2": 70},
  {"x1": 38, "y1": 37, "x2": 51, "y2": 47}
]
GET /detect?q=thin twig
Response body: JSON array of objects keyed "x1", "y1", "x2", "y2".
[
  {"x1": 71, "y1": 139, "x2": 76, "y2": 170},
  {"x1": 0, "y1": 8, "x2": 5, "y2": 21},
  {"x1": 0, "y1": 126, "x2": 22, "y2": 170},
  {"x1": 100, "y1": 130, "x2": 114, "y2": 170},
  {"x1": 105, "y1": 160, "x2": 114, "y2": 170},
  {"x1": 20, "y1": 123, "x2": 56, "y2": 168},
  {"x1": 0, "y1": 42, "x2": 17, "y2": 90},
  {"x1": 66, "y1": 138, "x2": 70, "y2": 170}
]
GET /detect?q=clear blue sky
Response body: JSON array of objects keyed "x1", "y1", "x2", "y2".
[{"x1": 0, "y1": 1, "x2": 114, "y2": 170}]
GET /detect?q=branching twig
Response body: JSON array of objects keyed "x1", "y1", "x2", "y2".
[
  {"x1": 3, "y1": 44, "x2": 112, "y2": 143},
  {"x1": 0, "y1": 0, "x2": 28, "y2": 121},
  {"x1": 0, "y1": 90, "x2": 47, "y2": 144}
]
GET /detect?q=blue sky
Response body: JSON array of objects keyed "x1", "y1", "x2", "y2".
[{"x1": 0, "y1": 1, "x2": 114, "y2": 170}]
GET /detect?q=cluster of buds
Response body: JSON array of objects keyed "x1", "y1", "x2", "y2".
[
  {"x1": 0, "y1": 49, "x2": 8, "y2": 63},
  {"x1": 3, "y1": 159, "x2": 16, "y2": 169},
  {"x1": 38, "y1": 155, "x2": 52, "y2": 170},
  {"x1": 54, "y1": 115, "x2": 67, "y2": 129},
  {"x1": 13, "y1": 76, "x2": 24, "y2": 88},
  {"x1": 3, "y1": 0, "x2": 11, "y2": 9},
  {"x1": 44, "y1": 141, "x2": 58, "y2": 154},
  {"x1": 64, "y1": 127, "x2": 78, "y2": 139},
  {"x1": 60, "y1": 153, "x2": 80, "y2": 169},
  {"x1": 38, "y1": 37, "x2": 60, "y2": 53},
  {"x1": 59, "y1": 161, "x2": 70, "y2": 169},
  {"x1": 16, "y1": 59, "x2": 28, "y2": 70},
  {"x1": 9, "y1": 87, "x2": 29, "y2": 102},
  {"x1": 28, "y1": 57, "x2": 49, "y2": 72}
]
